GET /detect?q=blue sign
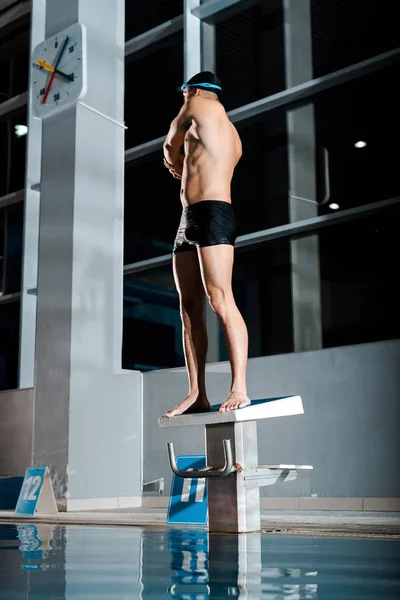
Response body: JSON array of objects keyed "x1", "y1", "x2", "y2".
[
  {"x1": 16, "y1": 524, "x2": 54, "y2": 572},
  {"x1": 169, "y1": 529, "x2": 209, "y2": 585},
  {"x1": 167, "y1": 455, "x2": 208, "y2": 526},
  {"x1": 21, "y1": 564, "x2": 49, "y2": 571},
  {"x1": 17, "y1": 524, "x2": 41, "y2": 549},
  {"x1": 15, "y1": 468, "x2": 47, "y2": 515}
]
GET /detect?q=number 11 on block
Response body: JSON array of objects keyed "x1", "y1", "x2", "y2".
[{"x1": 181, "y1": 477, "x2": 206, "y2": 503}]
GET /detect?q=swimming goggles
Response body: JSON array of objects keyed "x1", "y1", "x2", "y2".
[{"x1": 181, "y1": 82, "x2": 222, "y2": 91}]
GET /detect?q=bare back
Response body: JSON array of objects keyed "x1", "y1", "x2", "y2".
[{"x1": 181, "y1": 97, "x2": 242, "y2": 207}]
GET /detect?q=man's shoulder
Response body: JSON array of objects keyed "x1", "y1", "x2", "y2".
[{"x1": 187, "y1": 97, "x2": 224, "y2": 116}]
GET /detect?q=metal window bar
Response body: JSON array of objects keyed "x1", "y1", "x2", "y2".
[
  {"x1": 1, "y1": 43, "x2": 398, "y2": 137},
  {"x1": 2, "y1": 47, "x2": 398, "y2": 204},
  {"x1": 0, "y1": 190, "x2": 25, "y2": 209},
  {"x1": 0, "y1": 0, "x2": 30, "y2": 31},
  {"x1": 191, "y1": 0, "x2": 262, "y2": 24},
  {"x1": 123, "y1": 196, "x2": 400, "y2": 276},
  {"x1": 4, "y1": 197, "x2": 399, "y2": 292},
  {"x1": 0, "y1": 292, "x2": 21, "y2": 305},
  {"x1": 0, "y1": 91, "x2": 29, "y2": 121},
  {"x1": 228, "y1": 47, "x2": 400, "y2": 125},
  {"x1": 124, "y1": 47, "x2": 400, "y2": 164},
  {"x1": 125, "y1": 15, "x2": 183, "y2": 59}
]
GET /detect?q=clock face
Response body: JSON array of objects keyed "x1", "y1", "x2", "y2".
[{"x1": 31, "y1": 23, "x2": 87, "y2": 118}]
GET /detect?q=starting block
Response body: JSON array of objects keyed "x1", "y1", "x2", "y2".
[
  {"x1": 159, "y1": 396, "x2": 312, "y2": 533},
  {"x1": 15, "y1": 467, "x2": 58, "y2": 516}
]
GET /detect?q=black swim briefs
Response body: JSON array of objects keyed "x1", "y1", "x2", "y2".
[{"x1": 173, "y1": 200, "x2": 237, "y2": 254}]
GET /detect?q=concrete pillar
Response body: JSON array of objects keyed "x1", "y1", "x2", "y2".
[
  {"x1": 32, "y1": 0, "x2": 141, "y2": 507},
  {"x1": 19, "y1": 0, "x2": 45, "y2": 388},
  {"x1": 284, "y1": 0, "x2": 323, "y2": 351},
  {"x1": 184, "y1": 0, "x2": 201, "y2": 80}
]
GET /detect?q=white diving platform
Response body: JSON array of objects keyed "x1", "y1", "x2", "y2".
[
  {"x1": 158, "y1": 395, "x2": 304, "y2": 428},
  {"x1": 158, "y1": 396, "x2": 313, "y2": 533}
]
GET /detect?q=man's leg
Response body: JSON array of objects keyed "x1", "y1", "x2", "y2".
[
  {"x1": 198, "y1": 244, "x2": 250, "y2": 412},
  {"x1": 164, "y1": 250, "x2": 210, "y2": 417}
]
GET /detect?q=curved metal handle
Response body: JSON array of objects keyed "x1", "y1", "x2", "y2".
[
  {"x1": 167, "y1": 439, "x2": 235, "y2": 478},
  {"x1": 318, "y1": 146, "x2": 331, "y2": 205}
]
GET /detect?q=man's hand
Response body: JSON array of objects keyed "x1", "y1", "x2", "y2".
[{"x1": 163, "y1": 158, "x2": 182, "y2": 180}]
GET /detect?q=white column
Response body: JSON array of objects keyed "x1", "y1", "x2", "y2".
[
  {"x1": 31, "y1": 0, "x2": 142, "y2": 505},
  {"x1": 184, "y1": 0, "x2": 202, "y2": 80},
  {"x1": 284, "y1": 0, "x2": 323, "y2": 351},
  {"x1": 18, "y1": 0, "x2": 45, "y2": 388}
]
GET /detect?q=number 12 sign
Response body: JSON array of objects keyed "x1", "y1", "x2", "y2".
[{"x1": 15, "y1": 467, "x2": 58, "y2": 516}]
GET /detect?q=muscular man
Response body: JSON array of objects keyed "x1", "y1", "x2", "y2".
[{"x1": 163, "y1": 71, "x2": 250, "y2": 417}]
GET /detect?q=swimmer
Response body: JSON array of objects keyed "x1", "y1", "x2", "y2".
[{"x1": 163, "y1": 71, "x2": 250, "y2": 418}]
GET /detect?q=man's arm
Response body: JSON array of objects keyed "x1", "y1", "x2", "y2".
[{"x1": 163, "y1": 101, "x2": 193, "y2": 171}]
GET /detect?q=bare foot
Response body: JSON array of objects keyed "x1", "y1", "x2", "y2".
[
  {"x1": 219, "y1": 392, "x2": 251, "y2": 413},
  {"x1": 164, "y1": 394, "x2": 210, "y2": 418}
]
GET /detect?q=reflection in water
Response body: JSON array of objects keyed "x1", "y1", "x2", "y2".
[
  {"x1": 0, "y1": 524, "x2": 399, "y2": 598},
  {"x1": 17, "y1": 524, "x2": 55, "y2": 571},
  {"x1": 168, "y1": 530, "x2": 209, "y2": 598},
  {"x1": 166, "y1": 530, "x2": 319, "y2": 599}
]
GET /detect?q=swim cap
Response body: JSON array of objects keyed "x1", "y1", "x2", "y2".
[{"x1": 181, "y1": 71, "x2": 222, "y2": 94}]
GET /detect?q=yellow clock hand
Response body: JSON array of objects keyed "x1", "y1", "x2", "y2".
[
  {"x1": 36, "y1": 59, "x2": 55, "y2": 72},
  {"x1": 36, "y1": 59, "x2": 74, "y2": 82}
]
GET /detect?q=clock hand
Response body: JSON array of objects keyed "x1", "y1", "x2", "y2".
[
  {"x1": 42, "y1": 35, "x2": 70, "y2": 105},
  {"x1": 36, "y1": 59, "x2": 74, "y2": 82}
]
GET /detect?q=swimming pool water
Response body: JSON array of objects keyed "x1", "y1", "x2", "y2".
[{"x1": 0, "y1": 523, "x2": 399, "y2": 598}]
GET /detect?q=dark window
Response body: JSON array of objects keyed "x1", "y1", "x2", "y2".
[
  {"x1": 0, "y1": 212, "x2": 4, "y2": 295},
  {"x1": 9, "y1": 111, "x2": 28, "y2": 194},
  {"x1": 311, "y1": 0, "x2": 400, "y2": 77},
  {"x1": 0, "y1": 204, "x2": 24, "y2": 295},
  {"x1": 0, "y1": 299, "x2": 20, "y2": 391},
  {"x1": 0, "y1": 60, "x2": 10, "y2": 103},
  {"x1": 314, "y1": 64, "x2": 400, "y2": 214},
  {"x1": 0, "y1": 109, "x2": 28, "y2": 196},
  {"x1": 124, "y1": 64, "x2": 399, "y2": 261},
  {"x1": 229, "y1": 238, "x2": 293, "y2": 360},
  {"x1": 231, "y1": 63, "x2": 400, "y2": 236},
  {"x1": 0, "y1": 28, "x2": 30, "y2": 99},
  {"x1": 214, "y1": 0, "x2": 398, "y2": 113},
  {"x1": 220, "y1": 205, "x2": 400, "y2": 360},
  {"x1": 215, "y1": 0, "x2": 285, "y2": 112},
  {"x1": 0, "y1": 121, "x2": 9, "y2": 197},
  {"x1": 124, "y1": 152, "x2": 182, "y2": 264},
  {"x1": 11, "y1": 51, "x2": 30, "y2": 97},
  {"x1": 125, "y1": 32, "x2": 183, "y2": 148},
  {"x1": 125, "y1": 0, "x2": 183, "y2": 39},
  {"x1": 234, "y1": 111, "x2": 289, "y2": 235},
  {"x1": 319, "y1": 208, "x2": 400, "y2": 348},
  {"x1": 124, "y1": 205, "x2": 399, "y2": 370},
  {"x1": 123, "y1": 267, "x2": 182, "y2": 371}
]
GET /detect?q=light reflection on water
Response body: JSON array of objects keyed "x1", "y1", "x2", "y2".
[{"x1": 0, "y1": 523, "x2": 399, "y2": 599}]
